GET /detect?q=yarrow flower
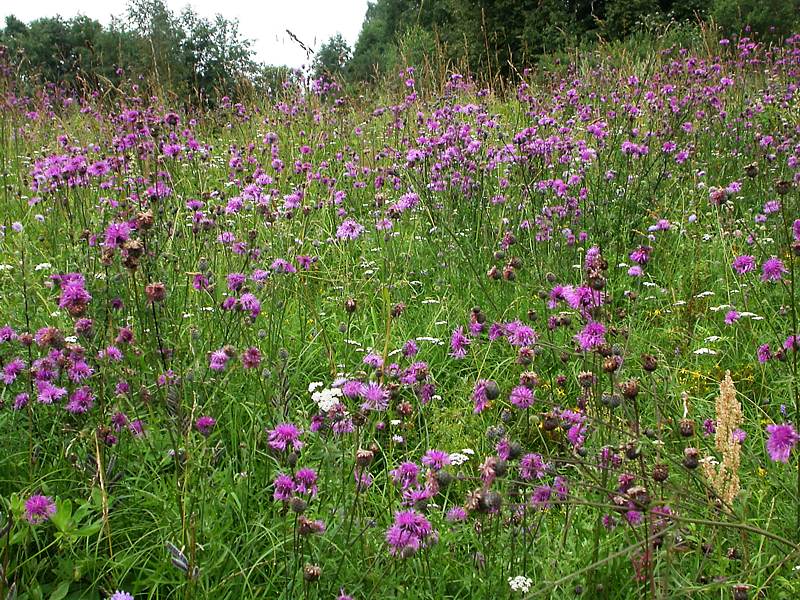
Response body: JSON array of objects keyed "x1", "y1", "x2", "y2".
[
  {"x1": 508, "y1": 575, "x2": 533, "y2": 594},
  {"x1": 24, "y1": 494, "x2": 56, "y2": 524},
  {"x1": 765, "y1": 423, "x2": 799, "y2": 463}
]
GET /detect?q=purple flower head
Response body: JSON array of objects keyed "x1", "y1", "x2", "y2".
[
  {"x1": 446, "y1": 506, "x2": 467, "y2": 522},
  {"x1": 195, "y1": 416, "x2": 216, "y2": 437},
  {"x1": 575, "y1": 321, "x2": 606, "y2": 352},
  {"x1": 732, "y1": 255, "x2": 756, "y2": 275},
  {"x1": 450, "y1": 326, "x2": 470, "y2": 359},
  {"x1": 294, "y1": 468, "x2": 318, "y2": 496},
  {"x1": 765, "y1": 423, "x2": 799, "y2": 463},
  {"x1": 385, "y1": 509, "x2": 435, "y2": 557},
  {"x1": 510, "y1": 385, "x2": 534, "y2": 409},
  {"x1": 757, "y1": 343, "x2": 772, "y2": 363},
  {"x1": 24, "y1": 494, "x2": 56, "y2": 524},
  {"x1": 273, "y1": 473, "x2": 295, "y2": 502},
  {"x1": 108, "y1": 593, "x2": 134, "y2": 600},
  {"x1": 520, "y1": 453, "x2": 548, "y2": 480},
  {"x1": 421, "y1": 449, "x2": 450, "y2": 470},
  {"x1": 724, "y1": 310, "x2": 740, "y2": 325},
  {"x1": 336, "y1": 219, "x2": 365, "y2": 240},
  {"x1": 390, "y1": 461, "x2": 420, "y2": 489},
  {"x1": 761, "y1": 257, "x2": 788, "y2": 282},
  {"x1": 360, "y1": 382, "x2": 389, "y2": 411},
  {"x1": 267, "y1": 422, "x2": 303, "y2": 452}
]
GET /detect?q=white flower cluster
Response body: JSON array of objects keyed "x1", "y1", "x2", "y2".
[
  {"x1": 508, "y1": 575, "x2": 532, "y2": 593},
  {"x1": 309, "y1": 382, "x2": 343, "y2": 412},
  {"x1": 448, "y1": 449, "x2": 474, "y2": 466}
]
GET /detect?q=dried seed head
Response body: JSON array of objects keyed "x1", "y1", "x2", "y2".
[
  {"x1": 641, "y1": 354, "x2": 658, "y2": 372},
  {"x1": 621, "y1": 378, "x2": 639, "y2": 399},
  {"x1": 303, "y1": 564, "x2": 322, "y2": 582},
  {"x1": 683, "y1": 447, "x2": 699, "y2": 470},
  {"x1": 578, "y1": 371, "x2": 595, "y2": 388},
  {"x1": 145, "y1": 282, "x2": 167, "y2": 304},
  {"x1": 652, "y1": 463, "x2": 669, "y2": 483},
  {"x1": 356, "y1": 449, "x2": 374, "y2": 467},
  {"x1": 289, "y1": 497, "x2": 307, "y2": 514}
]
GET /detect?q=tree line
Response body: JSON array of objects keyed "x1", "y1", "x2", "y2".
[
  {"x1": 2, "y1": 0, "x2": 798, "y2": 103},
  {"x1": 316, "y1": 0, "x2": 800, "y2": 81}
]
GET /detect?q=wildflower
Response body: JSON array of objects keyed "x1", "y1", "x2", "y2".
[
  {"x1": 363, "y1": 352, "x2": 383, "y2": 369},
  {"x1": 575, "y1": 321, "x2": 606, "y2": 351},
  {"x1": 508, "y1": 576, "x2": 533, "y2": 594},
  {"x1": 273, "y1": 474, "x2": 295, "y2": 502},
  {"x1": 421, "y1": 449, "x2": 450, "y2": 470},
  {"x1": 450, "y1": 326, "x2": 470, "y2": 359},
  {"x1": 731, "y1": 255, "x2": 756, "y2": 275},
  {"x1": 509, "y1": 385, "x2": 534, "y2": 409},
  {"x1": 241, "y1": 347, "x2": 262, "y2": 369},
  {"x1": 56, "y1": 274, "x2": 92, "y2": 317},
  {"x1": 267, "y1": 423, "x2": 303, "y2": 452},
  {"x1": 294, "y1": 468, "x2": 319, "y2": 496},
  {"x1": 761, "y1": 257, "x2": 788, "y2": 282},
  {"x1": 446, "y1": 506, "x2": 467, "y2": 522},
  {"x1": 2, "y1": 357, "x2": 25, "y2": 384},
  {"x1": 385, "y1": 509, "x2": 435, "y2": 557},
  {"x1": 360, "y1": 382, "x2": 389, "y2": 411},
  {"x1": 24, "y1": 494, "x2": 56, "y2": 524},
  {"x1": 724, "y1": 310, "x2": 740, "y2": 325},
  {"x1": 66, "y1": 386, "x2": 94, "y2": 414},
  {"x1": 238, "y1": 293, "x2": 261, "y2": 318},
  {"x1": 195, "y1": 416, "x2": 216, "y2": 437},
  {"x1": 472, "y1": 379, "x2": 491, "y2": 413},
  {"x1": 765, "y1": 423, "x2": 799, "y2": 463},
  {"x1": 336, "y1": 219, "x2": 365, "y2": 240},
  {"x1": 108, "y1": 593, "x2": 134, "y2": 600},
  {"x1": 519, "y1": 453, "x2": 548, "y2": 480},
  {"x1": 390, "y1": 462, "x2": 420, "y2": 489},
  {"x1": 13, "y1": 393, "x2": 30, "y2": 410},
  {"x1": 209, "y1": 349, "x2": 230, "y2": 371},
  {"x1": 757, "y1": 344, "x2": 772, "y2": 363}
]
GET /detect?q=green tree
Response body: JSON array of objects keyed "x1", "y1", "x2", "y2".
[
  {"x1": 313, "y1": 33, "x2": 352, "y2": 79},
  {"x1": 712, "y1": 0, "x2": 800, "y2": 39}
]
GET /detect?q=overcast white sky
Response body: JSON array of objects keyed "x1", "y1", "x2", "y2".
[{"x1": 2, "y1": 0, "x2": 369, "y2": 68}]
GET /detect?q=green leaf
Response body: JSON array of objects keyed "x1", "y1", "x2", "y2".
[
  {"x1": 73, "y1": 521, "x2": 102, "y2": 537},
  {"x1": 48, "y1": 582, "x2": 70, "y2": 600},
  {"x1": 51, "y1": 499, "x2": 72, "y2": 532}
]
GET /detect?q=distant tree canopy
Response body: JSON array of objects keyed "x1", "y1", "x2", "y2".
[
  {"x1": 2, "y1": 0, "x2": 798, "y2": 100},
  {"x1": 333, "y1": 0, "x2": 800, "y2": 82},
  {"x1": 1, "y1": 0, "x2": 269, "y2": 103}
]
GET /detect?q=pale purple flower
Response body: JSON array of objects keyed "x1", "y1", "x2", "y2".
[{"x1": 766, "y1": 423, "x2": 799, "y2": 463}]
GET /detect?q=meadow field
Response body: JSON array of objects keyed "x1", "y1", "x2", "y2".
[{"x1": 0, "y1": 33, "x2": 799, "y2": 599}]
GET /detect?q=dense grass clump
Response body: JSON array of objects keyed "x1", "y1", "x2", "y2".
[{"x1": 0, "y1": 33, "x2": 799, "y2": 600}]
